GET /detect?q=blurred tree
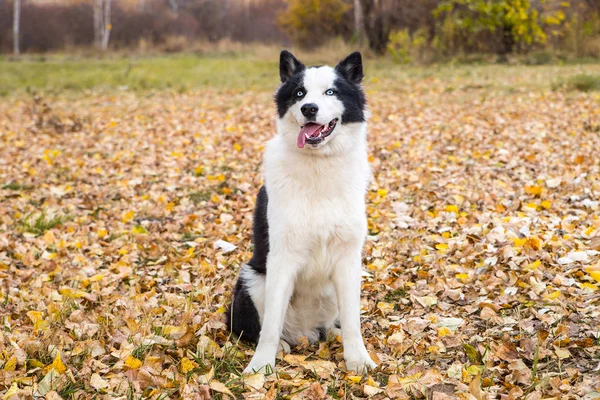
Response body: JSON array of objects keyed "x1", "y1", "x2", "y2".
[
  {"x1": 94, "y1": 0, "x2": 112, "y2": 50},
  {"x1": 354, "y1": 0, "x2": 366, "y2": 44},
  {"x1": 103, "y1": 0, "x2": 111, "y2": 50},
  {"x1": 362, "y1": 0, "x2": 394, "y2": 53},
  {"x1": 360, "y1": 0, "x2": 443, "y2": 54},
  {"x1": 13, "y1": 0, "x2": 20, "y2": 54}
]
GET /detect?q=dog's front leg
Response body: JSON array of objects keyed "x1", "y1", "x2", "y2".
[
  {"x1": 243, "y1": 249, "x2": 298, "y2": 374},
  {"x1": 333, "y1": 249, "x2": 376, "y2": 373}
]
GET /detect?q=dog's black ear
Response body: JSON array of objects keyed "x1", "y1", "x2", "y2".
[
  {"x1": 335, "y1": 52, "x2": 363, "y2": 85},
  {"x1": 280, "y1": 50, "x2": 304, "y2": 83}
]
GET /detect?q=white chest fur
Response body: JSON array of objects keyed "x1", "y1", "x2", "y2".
[
  {"x1": 256, "y1": 125, "x2": 371, "y2": 344},
  {"x1": 263, "y1": 127, "x2": 370, "y2": 278}
]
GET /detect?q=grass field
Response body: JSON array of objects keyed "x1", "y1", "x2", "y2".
[
  {"x1": 2, "y1": 53, "x2": 600, "y2": 95},
  {"x1": 1, "y1": 53, "x2": 600, "y2": 399}
]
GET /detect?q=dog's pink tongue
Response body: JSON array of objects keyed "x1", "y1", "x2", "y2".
[{"x1": 297, "y1": 123, "x2": 323, "y2": 148}]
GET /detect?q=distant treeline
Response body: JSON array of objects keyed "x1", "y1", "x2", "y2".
[
  {"x1": 1, "y1": 0, "x2": 599, "y2": 60},
  {"x1": 280, "y1": 0, "x2": 600, "y2": 60},
  {"x1": 0, "y1": 0, "x2": 286, "y2": 53}
]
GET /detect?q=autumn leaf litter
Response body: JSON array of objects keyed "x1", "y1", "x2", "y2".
[{"x1": 0, "y1": 76, "x2": 600, "y2": 399}]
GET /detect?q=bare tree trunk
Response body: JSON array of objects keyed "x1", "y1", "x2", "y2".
[
  {"x1": 101, "y1": 0, "x2": 111, "y2": 51},
  {"x1": 354, "y1": 0, "x2": 366, "y2": 45},
  {"x1": 94, "y1": 0, "x2": 102, "y2": 48},
  {"x1": 94, "y1": 0, "x2": 111, "y2": 50},
  {"x1": 13, "y1": 0, "x2": 21, "y2": 55}
]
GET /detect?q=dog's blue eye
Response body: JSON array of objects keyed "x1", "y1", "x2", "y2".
[
  {"x1": 296, "y1": 90, "x2": 304, "y2": 97},
  {"x1": 325, "y1": 89, "x2": 335, "y2": 96}
]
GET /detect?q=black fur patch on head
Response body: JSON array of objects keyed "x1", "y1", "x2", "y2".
[
  {"x1": 334, "y1": 52, "x2": 366, "y2": 124},
  {"x1": 275, "y1": 68, "x2": 306, "y2": 119},
  {"x1": 335, "y1": 52, "x2": 364, "y2": 85},
  {"x1": 333, "y1": 74, "x2": 366, "y2": 124},
  {"x1": 276, "y1": 50, "x2": 306, "y2": 118},
  {"x1": 280, "y1": 50, "x2": 305, "y2": 83}
]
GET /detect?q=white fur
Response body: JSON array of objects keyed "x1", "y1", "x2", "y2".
[{"x1": 243, "y1": 66, "x2": 376, "y2": 374}]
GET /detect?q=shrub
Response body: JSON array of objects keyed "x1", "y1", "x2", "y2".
[
  {"x1": 387, "y1": 27, "x2": 430, "y2": 64},
  {"x1": 523, "y1": 50, "x2": 555, "y2": 65},
  {"x1": 387, "y1": 29, "x2": 412, "y2": 63},
  {"x1": 541, "y1": 1, "x2": 599, "y2": 57},
  {"x1": 278, "y1": 0, "x2": 351, "y2": 49},
  {"x1": 555, "y1": 74, "x2": 600, "y2": 92},
  {"x1": 433, "y1": 0, "x2": 548, "y2": 55}
]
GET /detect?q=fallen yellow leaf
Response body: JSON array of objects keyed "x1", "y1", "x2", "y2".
[
  {"x1": 50, "y1": 352, "x2": 67, "y2": 374},
  {"x1": 122, "y1": 210, "x2": 134, "y2": 223},
  {"x1": 132, "y1": 225, "x2": 148, "y2": 234},
  {"x1": 437, "y1": 327, "x2": 452, "y2": 337},
  {"x1": 124, "y1": 355, "x2": 142, "y2": 369},
  {"x1": 3, "y1": 382, "x2": 19, "y2": 400},
  {"x1": 512, "y1": 237, "x2": 527, "y2": 247},
  {"x1": 445, "y1": 204, "x2": 459, "y2": 213},
  {"x1": 377, "y1": 188, "x2": 387, "y2": 197},
  {"x1": 3, "y1": 356, "x2": 16, "y2": 371},
  {"x1": 436, "y1": 243, "x2": 449, "y2": 251},
  {"x1": 589, "y1": 271, "x2": 600, "y2": 283},
  {"x1": 585, "y1": 264, "x2": 600, "y2": 273},
  {"x1": 466, "y1": 365, "x2": 482, "y2": 375},
  {"x1": 180, "y1": 357, "x2": 198, "y2": 374},
  {"x1": 525, "y1": 185, "x2": 542, "y2": 196},
  {"x1": 163, "y1": 325, "x2": 188, "y2": 339},
  {"x1": 524, "y1": 260, "x2": 541, "y2": 271},
  {"x1": 27, "y1": 311, "x2": 48, "y2": 333},
  {"x1": 544, "y1": 290, "x2": 561, "y2": 300},
  {"x1": 580, "y1": 282, "x2": 598, "y2": 291}
]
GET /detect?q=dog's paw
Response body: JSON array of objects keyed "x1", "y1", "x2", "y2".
[
  {"x1": 345, "y1": 355, "x2": 376, "y2": 374},
  {"x1": 243, "y1": 355, "x2": 276, "y2": 375},
  {"x1": 344, "y1": 344, "x2": 377, "y2": 374},
  {"x1": 345, "y1": 356, "x2": 376, "y2": 374},
  {"x1": 278, "y1": 340, "x2": 291, "y2": 354}
]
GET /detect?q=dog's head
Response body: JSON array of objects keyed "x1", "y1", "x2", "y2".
[{"x1": 275, "y1": 50, "x2": 367, "y2": 155}]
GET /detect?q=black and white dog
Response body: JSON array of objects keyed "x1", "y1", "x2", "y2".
[{"x1": 228, "y1": 50, "x2": 376, "y2": 374}]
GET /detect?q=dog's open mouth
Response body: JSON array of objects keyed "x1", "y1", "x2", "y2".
[{"x1": 297, "y1": 119, "x2": 338, "y2": 148}]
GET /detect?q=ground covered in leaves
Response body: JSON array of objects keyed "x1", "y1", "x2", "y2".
[{"x1": 1, "y1": 64, "x2": 600, "y2": 399}]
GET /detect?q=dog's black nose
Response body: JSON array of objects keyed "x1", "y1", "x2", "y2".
[{"x1": 301, "y1": 103, "x2": 319, "y2": 118}]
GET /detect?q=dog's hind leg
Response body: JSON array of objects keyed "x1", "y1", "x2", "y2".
[{"x1": 228, "y1": 265, "x2": 263, "y2": 343}]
